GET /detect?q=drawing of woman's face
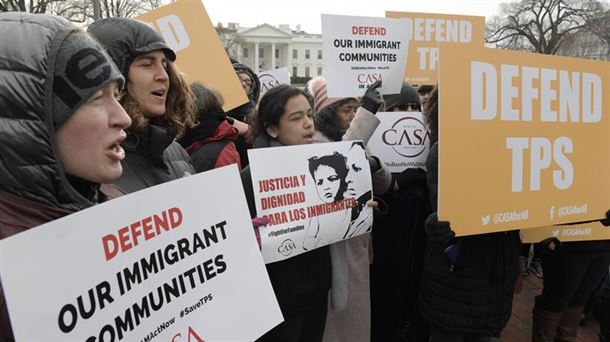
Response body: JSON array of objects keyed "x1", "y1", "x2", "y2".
[
  {"x1": 313, "y1": 165, "x2": 341, "y2": 203},
  {"x1": 345, "y1": 143, "x2": 369, "y2": 198}
]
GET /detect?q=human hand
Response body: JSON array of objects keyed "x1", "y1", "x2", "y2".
[
  {"x1": 601, "y1": 210, "x2": 610, "y2": 227},
  {"x1": 425, "y1": 213, "x2": 455, "y2": 247},
  {"x1": 361, "y1": 80, "x2": 383, "y2": 114}
]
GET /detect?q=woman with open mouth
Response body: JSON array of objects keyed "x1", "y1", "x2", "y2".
[{"x1": 88, "y1": 17, "x2": 197, "y2": 196}]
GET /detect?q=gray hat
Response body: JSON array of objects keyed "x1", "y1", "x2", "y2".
[
  {"x1": 384, "y1": 82, "x2": 420, "y2": 111},
  {"x1": 52, "y1": 32, "x2": 123, "y2": 127}
]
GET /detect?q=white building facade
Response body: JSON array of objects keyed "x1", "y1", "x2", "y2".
[{"x1": 230, "y1": 23, "x2": 324, "y2": 79}]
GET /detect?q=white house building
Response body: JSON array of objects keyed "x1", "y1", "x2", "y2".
[{"x1": 227, "y1": 23, "x2": 324, "y2": 79}]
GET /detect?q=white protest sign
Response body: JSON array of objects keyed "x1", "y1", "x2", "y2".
[
  {"x1": 0, "y1": 165, "x2": 282, "y2": 342},
  {"x1": 258, "y1": 67, "x2": 291, "y2": 96},
  {"x1": 248, "y1": 141, "x2": 373, "y2": 264},
  {"x1": 322, "y1": 14, "x2": 411, "y2": 97},
  {"x1": 367, "y1": 112, "x2": 430, "y2": 173}
]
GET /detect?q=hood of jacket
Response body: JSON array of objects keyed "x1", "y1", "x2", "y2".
[
  {"x1": 0, "y1": 12, "x2": 98, "y2": 211},
  {"x1": 232, "y1": 62, "x2": 260, "y2": 105},
  {"x1": 87, "y1": 17, "x2": 176, "y2": 77}
]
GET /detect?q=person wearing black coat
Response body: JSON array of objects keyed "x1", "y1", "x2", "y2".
[
  {"x1": 420, "y1": 87, "x2": 521, "y2": 341},
  {"x1": 88, "y1": 17, "x2": 196, "y2": 194}
]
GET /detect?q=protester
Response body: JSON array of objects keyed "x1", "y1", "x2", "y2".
[
  {"x1": 240, "y1": 83, "x2": 385, "y2": 341},
  {"x1": 369, "y1": 81, "x2": 431, "y2": 341},
  {"x1": 305, "y1": 76, "x2": 392, "y2": 342},
  {"x1": 420, "y1": 86, "x2": 521, "y2": 342},
  {"x1": 532, "y1": 216, "x2": 610, "y2": 342},
  {"x1": 520, "y1": 243, "x2": 544, "y2": 277},
  {"x1": 384, "y1": 82, "x2": 422, "y2": 112},
  {"x1": 0, "y1": 12, "x2": 131, "y2": 340},
  {"x1": 88, "y1": 17, "x2": 197, "y2": 194},
  {"x1": 178, "y1": 83, "x2": 242, "y2": 172},
  {"x1": 417, "y1": 84, "x2": 434, "y2": 108}
]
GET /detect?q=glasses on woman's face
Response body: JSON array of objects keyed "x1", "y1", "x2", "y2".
[
  {"x1": 238, "y1": 74, "x2": 253, "y2": 88},
  {"x1": 396, "y1": 103, "x2": 421, "y2": 111},
  {"x1": 337, "y1": 103, "x2": 357, "y2": 116}
]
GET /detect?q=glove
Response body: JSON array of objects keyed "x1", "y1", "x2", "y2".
[
  {"x1": 540, "y1": 236, "x2": 561, "y2": 256},
  {"x1": 601, "y1": 210, "x2": 610, "y2": 227},
  {"x1": 361, "y1": 80, "x2": 383, "y2": 114},
  {"x1": 425, "y1": 213, "x2": 455, "y2": 247},
  {"x1": 251, "y1": 217, "x2": 270, "y2": 248}
]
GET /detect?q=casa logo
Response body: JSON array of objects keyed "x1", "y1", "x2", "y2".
[
  {"x1": 381, "y1": 116, "x2": 429, "y2": 157},
  {"x1": 357, "y1": 74, "x2": 382, "y2": 88},
  {"x1": 278, "y1": 239, "x2": 297, "y2": 256},
  {"x1": 259, "y1": 73, "x2": 281, "y2": 93}
]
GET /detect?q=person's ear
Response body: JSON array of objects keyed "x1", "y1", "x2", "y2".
[{"x1": 266, "y1": 125, "x2": 279, "y2": 139}]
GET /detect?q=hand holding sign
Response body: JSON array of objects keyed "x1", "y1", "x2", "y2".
[{"x1": 361, "y1": 80, "x2": 383, "y2": 114}]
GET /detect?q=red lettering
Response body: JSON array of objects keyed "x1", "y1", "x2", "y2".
[
  {"x1": 169, "y1": 207, "x2": 183, "y2": 228},
  {"x1": 142, "y1": 217, "x2": 154, "y2": 240},
  {"x1": 351, "y1": 26, "x2": 387, "y2": 36},
  {"x1": 101, "y1": 234, "x2": 118, "y2": 261},
  {"x1": 118, "y1": 226, "x2": 132, "y2": 252},
  {"x1": 130, "y1": 221, "x2": 142, "y2": 247}
]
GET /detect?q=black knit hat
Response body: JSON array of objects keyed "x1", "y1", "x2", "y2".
[
  {"x1": 384, "y1": 82, "x2": 420, "y2": 111},
  {"x1": 52, "y1": 32, "x2": 123, "y2": 127},
  {"x1": 87, "y1": 17, "x2": 176, "y2": 77}
]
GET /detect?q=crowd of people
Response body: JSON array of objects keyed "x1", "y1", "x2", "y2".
[{"x1": 0, "y1": 11, "x2": 609, "y2": 342}]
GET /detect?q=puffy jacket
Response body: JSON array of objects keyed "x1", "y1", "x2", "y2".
[
  {"x1": 0, "y1": 13, "x2": 102, "y2": 341},
  {"x1": 113, "y1": 125, "x2": 195, "y2": 194},
  {"x1": 419, "y1": 143, "x2": 521, "y2": 337}
]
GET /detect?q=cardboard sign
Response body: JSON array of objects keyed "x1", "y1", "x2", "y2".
[
  {"x1": 367, "y1": 111, "x2": 430, "y2": 173},
  {"x1": 321, "y1": 14, "x2": 411, "y2": 97},
  {"x1": 258, "y1": 67, "x2": 291, "y2": 96},
  {"x1": 438, "y1": 44, "x2": 610, "y2": 236},
  {"x1": 385, "y1": 11, "x2": 485, "y2": 85},
  {"x1": 248, "y1": 141, "x2": 373, "y2": 264},
  {"x1": 136, "y1": 0, "x2": 248, "y2": 111},
  {"x1": 521, "y1": 222, "x2": 610, "y2": 243},
  {"x1": 0, "y1": 166, "x2": 282, "y2": 341}
]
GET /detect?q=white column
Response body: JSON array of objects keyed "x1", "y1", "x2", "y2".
[
  {"x1": 271, "y1": 43, "x2": 276, "y2": 70},
  {"x1": 254, "y1": 42, "x2": 259, "y2": 73}
]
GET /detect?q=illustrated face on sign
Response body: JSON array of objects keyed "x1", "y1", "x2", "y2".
[
  {"x1": 127, "y1": 50, "x2": 170, "y2": 118},
  {"x1": 308, "y1": 152, "x2": 348, "y2": 203},
  {"x1": 344, "y1": 142, "x2": 369, "y2": 198},
  {"x1": 266, "y1": 94, "x2": 315, "y2": 146},
  {"x1": 56, "y1": 82, "x2": 132, "y2": 183}
]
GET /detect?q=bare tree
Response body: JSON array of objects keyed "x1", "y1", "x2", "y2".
[
  {"x1": 216, "y1": 22, "x2": 245, "y2": 60},
  {"x1": 486, "y1": 0, "x2": 606, "y2": 54}
]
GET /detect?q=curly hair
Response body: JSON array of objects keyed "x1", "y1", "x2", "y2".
[
  {"x1": 308, "y1": 151, "x2": 348, "y2": 202},
  {"x1": 120, "y1": 61, "x2": 197, "y2": 138}
]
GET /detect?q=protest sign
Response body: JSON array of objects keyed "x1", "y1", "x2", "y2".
[
  {"x1": 0, "y1": 165, "x2": 282, "y2": 341},
  {"x1": 367, "y1": 111, "x2": 430, "y2": 173},
  {"x1": 438, "y1": 44, "x2": 610, "y2": 236},
  {"x1": 321, "y1": 14, "x2": 411, "y2": 97},
  {"x1": 136, "y1": 0, "x2": 248, "y2": 111},
  {"x1": 385, "y1": 11, "x2": 485, "y2": 85},
  {"x1": 521, "y1": 222, "x2": 610, "y2": 243},
  {"x1": 248, "y1": 141, "x2": 373, "y2": 264},
  {"x1": 258, "y1": 67, "x2": 291, "y2": 96}
]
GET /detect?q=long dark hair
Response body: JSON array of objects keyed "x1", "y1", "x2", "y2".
[
  {"x1": 252, "y1": 84, "x2": 313, "y2": 137},
  {"x1": 424, "y1": 86, "x2": 438, "y2": 145},
  {"x1": 308, "y1": 152, "x2": 348, "y2": 201}
]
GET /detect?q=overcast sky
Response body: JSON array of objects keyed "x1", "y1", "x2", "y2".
[{"x1": 203, "y1": 0, "x2": 509, "y2": 33}]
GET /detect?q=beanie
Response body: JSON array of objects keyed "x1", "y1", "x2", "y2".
[
  {"x1": 52, "y1": 32, "x2": 123, "y2": 128},
  {"x1": 384, "y1": 82, "x2": 420, "y2": 111},
  {"x1": 306, "y1": 76, "x2": 355, "y2": 113}
]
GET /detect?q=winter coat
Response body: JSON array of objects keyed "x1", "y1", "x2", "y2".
[
  {"x1": 313, "y1": 108, "x2": 392, "y2": 342},
  {"x1": 112, "y1": 125, "x2": 195, "y2": 194},
  {"x1": 178, "y1": 110, "x2": 241, "y2": 173},
  {"x1": 370, "y1": 170, "x2": 431, "y2": 342},
  {"x1": 0, "y1": 13, "x2": 103, "y2": 341},
  {"x1": 418, "y1": 143, "x2": 521, "y2": 337}
]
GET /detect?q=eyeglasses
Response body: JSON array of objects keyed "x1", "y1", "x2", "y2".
[
  {"x1": 396, "y1": 103, "x2": 421, "y2": 111},
  {"x1": 337, "y1": 104, "x2": 357, "y2": 115},
  {"x1": 238, "y1": 75, "x2": 253, "y2": 88}
]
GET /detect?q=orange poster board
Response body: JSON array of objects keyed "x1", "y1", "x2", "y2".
[
  {"x1": 521, "y1": 222, "x2": 610, "y2": 243},
  {"x1": 385, "y1": 11, "x2": 485, "y2": 85},
  {"x1": 137, "y1": 0, "x2": 248, "y2": 111},
  {"x1": 438, "y1": 44, "x2": 610, "y2": 236}
]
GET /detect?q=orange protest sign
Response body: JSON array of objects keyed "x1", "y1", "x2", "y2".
[
  {"x1": 136, "y1": 0, "x2": 248, "y2": 111},
  {"x1": 438, "y1": 44, "x2": 610, "y2": 236},
  {"x1": 385, "y1": 11, "x2": 485, "y2": 85},
  {"x1": 521, "y1": 222, "x2": 610, "y2": 243}
]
